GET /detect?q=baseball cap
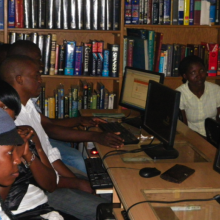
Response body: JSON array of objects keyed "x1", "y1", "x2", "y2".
[{"x1": 0, "y1": 108, "x2": 24, "y2": 145}]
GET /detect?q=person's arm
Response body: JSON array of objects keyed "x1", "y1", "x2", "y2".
[
  {"x1": 40, "y1": 114, "x2": 124, "y2": 148},
  {"x1": 216, "y1": 107, "x2": 220, "y2": 122},
  {"x1": 52, "y1": 159, "x2": 94, "y2": 194},
  {"x1": 17, "y1": 126, "x2": 57, "y2": 192},
  {"x1": 180, "y1": 110, "x2": 188, "y2": 125}
]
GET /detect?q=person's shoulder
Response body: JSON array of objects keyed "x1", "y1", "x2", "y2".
[
  {"x1": 176, "y1": 83, "x2": 187, "y2": 92},
  {"x1": 206, "y1": 81, "x2": 220, "y2": 90}
]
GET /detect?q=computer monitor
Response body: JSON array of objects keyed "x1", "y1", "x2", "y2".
[
  {"x1": 119, "y1": 67, "x2": 164, "y2": 127},
  {"x1": 141, "y1": 80, "x2": 181, "y2": 160}
]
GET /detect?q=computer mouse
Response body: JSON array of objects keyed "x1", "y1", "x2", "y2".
[
  {"x1": 139, "y1": 167, "x2": 161, "y2": 178},
  {"x1": 90, "y1": 147, "x2": 99, "y2": 155}
]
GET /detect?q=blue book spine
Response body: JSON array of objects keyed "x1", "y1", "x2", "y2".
[
  {"x1": 159, "y1": 55, "x2": 164, "y2": 73},
  {"x1": 0, "y1": 0, "x2": 4, "y2": 29},
  {"x1": 8, "y1": 0, "x2": 15, "y2": 28},
  {"x1": 163, "y1": 0, "x2": 171, "y2": 25},
  {"x1": 178, "y1": 0, "x2": 184, "y2": 25},
  {"x1": 60, "y1": 87, "x2": 64, "y2": 119},
  {"x1": 131, "y1": 0, "x2": 139, "y2": 24},
  {"x1": 125, "y1": 0, "x2": 132, "y2": 24},
  {"x1": 102, "y1": 49, "x2": 110, "y2": 77},
  {"x1": 189, "y1": 0, "x2": 194, "y2": 25},
  {"x1": 72, "y1": 100, "x2": 78, "y2": 117},
  {"x1": 210, "y1": 5, "x2": 216, "y2": 25},
  {"x1": 64, "y1": 41, "x2": 76, "y2": 76},
  {"x1": 74, "y1": 46, "x2": 83, "y2": 76}
]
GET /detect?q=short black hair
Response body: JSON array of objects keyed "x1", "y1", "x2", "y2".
[{"x1": 0, "y1": 80, "x2": 21, "y2": 116}]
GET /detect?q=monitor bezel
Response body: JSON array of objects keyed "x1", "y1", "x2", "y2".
[
  {"x1": 119, "y1": 66, "x2": 165, "y2": 113},
  {"x1": 142, "y1": 80, "x2": 181, "y2": 150}
]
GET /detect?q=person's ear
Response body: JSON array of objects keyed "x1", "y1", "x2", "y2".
[
  {"x1": 15, "y1": 75, "x2": 23, "y2": 85},
  {"x1": 183, "y1": 73, "x2": 187, "y2": 80}
]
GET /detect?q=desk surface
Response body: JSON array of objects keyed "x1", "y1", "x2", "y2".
[{"x1": 80, "y1": 109, "x2": 220, "y2": 220}]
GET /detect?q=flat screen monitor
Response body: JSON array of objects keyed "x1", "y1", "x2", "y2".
[
  {"x1": 141, "y1": 80, "x2": 181, "y2": 160},
  {"x1": 119, "y1": 67, "x2": 164, "y2": 113}
]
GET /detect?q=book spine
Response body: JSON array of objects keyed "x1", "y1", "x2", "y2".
[
  {"x1": 68, "y1": 89, "x2": 72, "y2": 118},
  {"x1": 131, "y1": 0, "x2": 140, "y2": 24},
  {"x1": 215, "y1": 0, "x2": 219, "y2": 25},
  {"x1": 16, "y1": 33, "x2": 24, "y2": 41},
  {"x1": 54, "y1": 0, "x2": 62, "y2": 29},
  {"x1": 106, "y1": 0, "x2": 113, "y2": 30},
  {"x1": 154, "y1": 32, "x2": 163, "y2": 72},
  {"x1": 74, "y1": 46, "x2": 83, "y2": 76},
  {"x1": 95, "y1": 90, "x2": 100, "y2": 109},
  {"x1": 108, "y1": 44, "x2": 120, "y2": 77},
  {"x1": 59, "y1": 84, "x2": 64, "y2": 119},
  {"x1": 92, "y1": 0, "x2": 98, "y2": 30},
  {"x1": 158, "y1": 0, "x2": 164, "y2": 24},
  {"x1": 8, "y1": 0, "x2": 15, "y2": 28},
  {"x1": 189, "y1": 0, "x2": 194, "y2": 25},
  {"x1": 64, "y1": 96, "x2": 69, "y2": 118},
  {"x1": 31, "y1": 0, "x2": 37, "y2": 28},
  {"x1": 83, "y1": 43, "x2": 92, "y2": 76},
  {"x1": 82, "y1": 82, "x2": 88, "y2": 109},
  {"x1": 77, "y1": 0, "x2": 83, "y2": 29},
  {"x1": 139, "y1": 0, "x2": 144, "y2": 24},
  {"x1": 72, "y1": 86, "x2": 78, "y2": 117},
  {"x1": 87, "y1": 83, "x2": 93, "y2": 109},
  {"x1": 91, "y1": 40, "x2": 98, "y2": 76},
  {"x1": 159, "y1": 51, "x2": 164, "y2": 73},
  {"x1": 44, "y1": 98, "x2": 48, "y2": 117},
  {"x1": 178, "y1": 0, "x2": 184, "y2": 25},
  {"x1": 58, "y1": 45, "x2": 65, "y2": 75},
  {"x1": 30, "y1": 32, "x2": 37, "y2": 44},
  {"x1": 113, "y1": 0, "x2": 120, "y2": 30},
  {"x1": 147, "y1": 0, "x2": 152, "y2": 24},
  {"x1": 108, "y1": 93, "x2": 116, "y2": 109},
  {"x1": 166, "y1": 44, "x2": 173, "y2": 77},
  {"x1": 48, "y1": 97, "x2": 55, "y2": 119},
  {"x1": 40, "y1": 84, "x2": 45, "y2": 114},
  {"x1": 0, "y1": 0, "x2": 3, "y2": 29},
  {"x1": 172, "y1": 0, "x2": 178, "y2": 25},
  {"x1": 194, "y1": 0, "x2": 201, "y2": 25},
  {"x1": 15, "y1": 0, "x2": 24, "y2": 28},
  {"x1": 172, "y1": 44, "x2": 180, "y2": 76},
  {"x1": 84, "y1": 0, "x2": 91, "y2": 29},
  {"x1": 38, "y1": 0, "x2": 46, "y2": 28},
  {"x1": 91, "y1": 93, "x2": 97, "y2": 109},
  {"x1": 143, "y1": 0, "x2": 148, "y2": 24},
  {"x1": 46, "y1": 0, "x2": 54, "y2": 29},
  {"x1": 152, "y1": 0, "x2": 159, "y2": 25},
  {"x1": 98, "y1": 0, "x2": 106, "y2": 30},
  {"x1": 49, "y1": 34, "x2": 57, "y2": 76},
  {"x1": 43, "y1": 34, "x2": 51, "y2": 75},
  {"x1": 210, "y1": 2, "x2": 216, "y2": 26},
  {"x1": 9, "y1": 32, "x2": 16, "y2": 44},
  {"x1": 184, "y1": 0, "x2": 190, "y2": 25},
  {"x1": 55, "y1": 44, "x2": 59, "y2": 75},
  {"x1": 64, "y1": 41, "x2": 76, "y2": 76},
  {"x1": 97, "y1": 41, "x2": 104, "y2": 76},
  {"x1": 63, "y1": 0, "x2": 69, "y2": 29},
  {"x1": 127, "y1": 39, "x2": 134, "y2": 67},
  {"x1": 104, "y1": 89, "x2": 109, "y2": 109},
  {"x1": 200, "y1": 1, "x2": 210, "y2": 25},
  {"x1": 163, "y1": 0, "x2": 171, "y2": 24},
  {"x1": 123, "y1": 37, "x2": 128, "y2": 74},
  {"x1": 148, "y1": 30, "x2": 155, "y2": 71},
  {"x1": 208, "y1": 43, "x2": 218, "y2": 76},
  {"x1": 217, "y1": 44, "x2": 220, "y2": 75},
  {"x1": 102, "y1": 49, "x2": 110, "y2": 77},
  {"x1": 125, "y1": 0, "x2": 132, "y2": 24}
]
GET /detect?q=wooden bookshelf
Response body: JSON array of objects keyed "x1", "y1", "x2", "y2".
[{"x1": 2, "y1": 0, "x2": 220, "y2": 108}]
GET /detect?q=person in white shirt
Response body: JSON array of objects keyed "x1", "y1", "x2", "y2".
[{"x1": 176, "y1": 55, "x2": 220, "y2": 137}]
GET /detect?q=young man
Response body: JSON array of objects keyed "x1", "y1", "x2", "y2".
[
  {"x1": 6, "y1": 40, "x2": 124, "y2": 174},
  {"x1": 0, "y1": 55, "x2": 110, "y2": 220}
]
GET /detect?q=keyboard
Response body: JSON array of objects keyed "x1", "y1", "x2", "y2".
[
  {"x1": 84, "y1": 158, "x2": 113, "y2": 189},
  {"x1": 99, "y1": 122, "x2": 139, "y2": 145},
  {"x1": 123, "y1": 117, "x2": 142, "y2": 128}
]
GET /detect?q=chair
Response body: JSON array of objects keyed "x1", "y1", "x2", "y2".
[{"x1": 204, "y1": 118, "x2": 220, "y2": 149}]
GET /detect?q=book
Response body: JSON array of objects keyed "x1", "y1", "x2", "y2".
[
  {"x1": 172, "y1": 44, "x2": 181, "y2": 77},
  {"x1": 49, "y1": 34, "x2": 57, "y2": 76},
  {"x1": 82, "y1": 43, "x2": 92, "y2": 76},
  {"x1": 127, "y1": 28, "x2": 148, "y2": 39},
  {"x1": 69, "y1": 0, "x2": 76, "y2": 29},
  {"x1": 91, "y1": 40, "x2": 98, "y2": 76},
  {"x1": 9, "y1": 32, "x2": 16, "y2": 44},
  {"x1": 68, "y1": 89, "x2": 72, "y2": 117},
  {"x1": 63, "y1": 0, "x2": 69, "y2": 29},
  {"x1": 102, "y1": 49, "x2": 110, "y2": 77},
  {"x1": 16, "y1": 33, "x2": 24, "y2": 41},
  {"x1": 91, "y1": 92, "x2": 97, "y2": 109},
  {"x1": 15, "y1": 0, "x2": 24, "y2": 28},
  {"x1": 108, "y1": 44, "x2": 120, "y2": 77},
  {"x1": 92, "y1": 0, "x2": 98, "y2": 30},
  {"x1": 94, "y1": 89, "x2": 100, "y2": 109},
  {"x1": 217, "y1": 44, "x2": 220, "y2": 75},
  {"x1": 43, "y1": 34, "x2": 51, "y2": 75},
  {"x1": 159, "y1": 0, "x2": 164, "y2": 24},
  {"x1": 108, "y1": 93, "x2": 116, "y2": 109},
  {"x1": 54, "y1": 0, "x2": 62, "y2": 29},
  {"x1": 55, "y1": 44, "x2": 59, "y2": 75},
  {"x1": 147, "y1": 0, "x2": 153, "y2": 24},
  {"x1": 44, "y1": 98, "x2": 48, "y2": 117},
  {"x1": 30, "y1": 32, "x2": 38, "y2": 44},
  {"x1": 48, "y1": 97, "x2": 55, "y2": 119},
  {"x1": 200, "y1": 0, "x2": 210, "y2": 25},
  {"x1": 76, "y1": 0, "x2": 83, "y2": 29},
  {"x1": 24, "y1": 33, "x2": 31, "y2": 41},
  {"x1": 87, "y1": 82, "x2": 93, "y2": 109},
  {"x1": 84, "y1": 0, "x2": 91, "y2": 29},
  {"x1": 46, "y1": 0, "x2": 54, "y2": 29},
  {"x1": 178, "y1": 0, "x2": 184, "y2": 25},
  {"x1": 210, "y1": 1, "x2": 216, "y2": 26},
  {"x1": 74, "y1": 46, "x2": 83, "y2": 76},
  {"x1": 127, "y1": 38, "x2": 134, "y2": 67},
  {"x1": 172, "y1": 0, "x2": 178, "y2": 25},
  {"x1": 146, "y1": 30, "x2": 155, "y2": 71},
  {"x1": 113, "y1": 0, "x2": 120, "y2": 30},
  {"x1": 208, "y1": 43, "x2": 218, "y2": 76},
  {"x1": 81, "y1": 80, "x2": 88, "y2": 109},
  {"x1": 38, "y1": 0, "x2": 46, "y2": 28},
  {"x1": 58, "y1": 45, "x2": 65, "y2": 75},
  {"x1": 166, "y1": 44, "x2": 173, "y2": 77},
  {"x1": 104, "y1": 88, "x2": 109, "y2": 109},
  {"x1": 152, "y1": 0, "x2": 159, "y2": 24},
  {"x1": 0, "y1": 0, "x2": 3, "y2": 29},
  {"x1": 58, "y1": 84, "x2": 64, "y2": 118},
  {"x1": 71, "y1": 86, "x2": 78, "y2": 117},
  {"x1": 98, "y1": 0, "x2": 106, "y2": 30},
  {"x1": 64, "y1": 95, "x2": 69, "y2": 118},
  {"x1": 215, "y1": 0, "x2": 219, "y2": 25},
  {"x1": 64, "y1": 41, "x2": 76, "y2": 76},
  {"x1": 106, "y1": 0, "x2": 113, "y2": 30},
  {"x1": 194, "y1": 0, "x2": 201, "y2": 25},
  {"x1": 97, "y1": 41, "x2": 104, "y2": 76},
  {"x1": 97, "y1": 82, "x2": 105, "y2": 109},
  {"x1": 31, "y1": 0, "x2": 37, "y2": 28},
  {"x1": 163, "y1": 0, "x2": 171, "y2": 24},
  {"x1": 125, "y1": 0, "x2": 132, "y2": 24},
  {"x1": 189, "y1": 0, "x2": 194, "y2": 25},
  {"x1": 131, "y1": 0, "x2": 140, "y2": 24},
  {"x1": 123, "y1": 37, "x2": 128, "y2": 74},
  {"x1": 8, "y1": 0, "x2": 15, "y2": 28},
  {"x1": 154, "y1": 32, "x2": 163, "y2": 72},
  {"x1": 139, "y1": 0, "x2": 144, "y2": 24},
  {"x1": 184, "y1": 0, "x2": 190, "y2": 25}
]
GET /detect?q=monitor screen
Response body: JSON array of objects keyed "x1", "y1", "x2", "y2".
[
  {"x1": 141, "y1": 80, "x2": 181, "y2": 160},
  {"x1": 119, "y1": 67, "x2": 164, "y2": 113}
]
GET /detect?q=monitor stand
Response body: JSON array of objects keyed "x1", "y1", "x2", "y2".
[
  {"x1": 122, "y1": 114, "x2": 144, "y2": 128},
  {"x1": 141, "y1": 144, "x2": 179, "y2": 160}
]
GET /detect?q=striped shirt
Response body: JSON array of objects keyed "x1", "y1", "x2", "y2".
[{"x1": 176, "y1": 81, "x2": 220, "y2": 136}]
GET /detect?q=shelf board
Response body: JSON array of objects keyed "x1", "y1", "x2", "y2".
[
  {"x1": 41, "y1": 75, "x2": 119, "y2": 80},
  {"x1": 165, "y1": 76, "x2": 220, "y2": 80},
  {"x1": 125, "y1": 25, "x2": 220, "y2": 29}
]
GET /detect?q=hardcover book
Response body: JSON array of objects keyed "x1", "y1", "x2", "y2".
[
  {"x1": 74, "y1": 46, "x2": 83, "y2": 76},
  {"x1": 64, "y1": 95, "x2": 69, "y2": 118},
  {"x1": 43, "y1": 34, "x2": 51, "y2": 75},
  {"x1": 83, "y1": 43, "x2": 92, "y2": 76},
  {"x1": 30, "y1": 32, "x2": 37, "y2": 44},
  {"x1": 58, "y1": 84, "x2": 64, "y2": 119},
  {"x1": 159, "y1": 0, "x2": 164, "y2": 24},
  {"x1": 9, "y1": 32, "x2": 16, "y2": 44},
  {"x1": 104, "y1": 88, "x2": 109, "y2": 109},
  {"x1": 76, "y1": 0, "x2": 83, "y2": 29},
  {"x1": 194, "y1": 0, "x2": 201, "y2": 25},
  {"x1": 113, "y1": 0, "x2": 120, "y2": 30},
  {"x1": 139, "y1": 0, "x2": 144, "y2": 24},
  {"x1": 163, "y1": 0, "x2": 171, "y2": 24},
  {"x1": 98, "y1": 0, "x2": 106, "y2": 30},
  {"x1": 97, "y1": 41, "x2": 104, "y2": 76},
  {"x1": 64, "y1": 41, "x2": 76, "y2": 76},
  {"x1": 31, "y1": 0, "x2": 38, "y2": 28},
  {"x1": 106, "y1": 0, "x2": 113, "y2": 30},
  {"x1": 46, "y1": 0, "x2": 54, "y2": 29},
  {"x1": 38, "y1": 0, "x2": 46, "y2": 28},
  {"x1": 127, "y1": 38, "x2": 134, "y2": 67},
  {"x1": 108, "y1": 93, "x2": 116, "y2": 109},
  {"x1": 108, "y1": 44, "x2": 120, "y2": 77},
  {"x1": 172, "y1": 44, "x2": 181, "y2": 77},
  {"x1": 71, "y1": 86, "x2": 78, "y2": 117},
  {"x1": 123, "y1": 37, "x2": 128, "y2": 74},
  {"x1": 152, "y1": 0, "x2": 159, "y2": 24},
  {"x1": 54, "y1": 0, "x2": 62, "y2": 29},
  {"x1": 125, "y1": 0, "x2": 132, "y2": 24},
  {"x1": 91, "y1": 40, "x2": 98, "y2": 76},
  {"x1": 200, "y1": 0, "x2": 210, "y2": 25},
  {"x1": 24, "y1": 33, "x2": 31, "y2": 41},
  {"x1": 48, "y1": 97, "x2": 55, "y2": 119},
  {"x1": 63, "y1": 0, "x2": 69, "y2": 29},
  {"x1": 8, "y1": 0, "x2": 15, "y2": 28},
  {"x1": 178, "y1": 0, "x2": 184, "y2": 25},
  {"x1": 154, "y1": 32, "x2": 163, "y2": 72},
  {"x1": 172, "y1": 0, "x2": 178, "y2": 25},
  {"x1": 87, "y1": 82, "x2": 93, "y2": 109},
  {"x1": 55, "y1": 44, "x2": 59, "y2": 75},
  {"x1": 208, "y1": 43, "x2": 218, "y2": 76},
  {"x1": 189, "y1": 0, "x2": 194, "y2": 25},
  {"x1": 70, "y1": 0, "x2": 77, "y2": 29},
  {"x1": 49, "y1": 34, "x2": 57, "y2": 76},
  {"x1": 102, "y1": 49, "x2": 110, "y2": 77},
  {"x1": 215, "y1": 0, "x2": 219, "y2": 25},
  {"x1": 166, "y1": 44, "x2": 173, "y2": 77},
  {"x1": 84, "y1": 0, "x2": 91, "y2": 29},
  {"x1": 147, "y1": 0, "x2": 153, "y2": 24},
  {"x1": 91, "y1": 92, "x2": 97, "y2": 109},
  {"x1": 184, "y1": 0, "x2": 190, "y2": 25},
  {"x1": 143, "y1": 0, "x2": 148, "y2": 24},
  {"x1": 81, "y1": 80, "x2": 88, "y2": 109},
  {"x1": 131, "y1": 0, "x2": 140, "y2": 24},
  {"x1": 15, "y1": 0, "x2": 24, "y2": 28},
  {"x1": 0, "y1": 0, "x2": 3, "y2": 29},
  {"x1": 97, "y1": 82, "x2": 105, "y2": 109},
  {"x1": 92, "y1": 0, "x2": 98, "y2": 30},
  {"x1": 58, "y1": 45, "x2": 65, "y2": 75}
]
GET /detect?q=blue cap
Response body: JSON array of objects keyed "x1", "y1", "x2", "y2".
[{"x1": 0, "y1": 108, "x2": 24, "y2": 145}]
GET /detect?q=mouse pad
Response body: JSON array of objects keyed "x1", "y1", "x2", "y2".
[{"x1": 160, "y1": 164, "x2": 195, "y2": 184}]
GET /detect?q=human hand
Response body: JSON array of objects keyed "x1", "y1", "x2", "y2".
[
  {"x1": 77, "y1": 179, "x2": 94, "y2": 194},
  {"x1": 94, "y1": 132, "x2": 124, "y2": 148},
  {"x1": 79, "y1": 116, "x2": 106, "y2": 127}
]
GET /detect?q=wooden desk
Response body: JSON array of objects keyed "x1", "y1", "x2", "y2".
[{"x1": 80, "y1": 110, "x2": 220, "y2": 220}]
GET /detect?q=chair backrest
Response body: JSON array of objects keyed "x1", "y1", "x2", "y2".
[{"x1": 205, "y1": 118, "x2": 220, "y2": 149}]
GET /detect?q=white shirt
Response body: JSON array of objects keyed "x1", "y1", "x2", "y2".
[
  {"x1": 15, "y1": 99, "x2": 61, "y2": 163},
  {"x1": 0, "y1": 205, "x2": 10, "y2": 220},
  {"x1": 176, "y1": 81, "x2": 220, "y2": 136}
]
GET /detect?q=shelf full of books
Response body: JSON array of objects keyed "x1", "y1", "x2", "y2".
[{"x1": 125, "y1": 0, "x2": 219, "y2": 26}]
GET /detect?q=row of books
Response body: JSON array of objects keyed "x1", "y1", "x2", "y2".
[
  {"x1": 125, "y1": 0, "x2": 218, "y2": 26},
  {"x1": 38, "y1": 82, "x2": 116, "y2": 119},
  {"x1": 159, "y1": 42, "x2": 220, "y2": 77},
  {"x1": 9, "y1": 32, "x2": 120, "y2": 77},
  {"x1": 4, "y1": 0, "x2": 120, "y2": 30}
]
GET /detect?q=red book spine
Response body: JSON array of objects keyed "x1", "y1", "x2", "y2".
[
  {"x1": 127, "y1": 39, "x2": 134, "y2": 67},
  {"x1": 208, "y1": 43, "x2": 218, "y2": 76},
  {"x1": 15, "y1": 0, "x2": 24, "y2": 28}
]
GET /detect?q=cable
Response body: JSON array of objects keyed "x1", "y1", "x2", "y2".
[{"x1": 126, "y1": 194, "x2": 220, "y2": 218}]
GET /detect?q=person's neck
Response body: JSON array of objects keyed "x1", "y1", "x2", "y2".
[
  {"x1": 0, "y1": 186, "x2": 11, "y2": 201},
  {"x1": 188, "y1": 83, "x2": 205, "y2": 99}
]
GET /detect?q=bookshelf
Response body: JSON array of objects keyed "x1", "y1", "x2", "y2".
[{"x1": 2, "y1": 0, "x2": 220, "y2": 109}]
